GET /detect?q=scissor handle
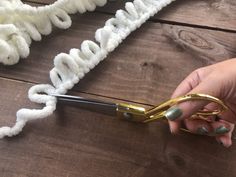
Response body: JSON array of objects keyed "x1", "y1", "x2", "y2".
[
  {"x1": 144, "y1": 93, "x2": 229, "y2": 123},
  {"x1": 116, "y1": 94, "x2": 229, "y2": 136}
]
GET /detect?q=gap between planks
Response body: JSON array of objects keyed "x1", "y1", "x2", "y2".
[
  {"x1": 1, "y1": 12, "x2": 236, "y2": 106},
  {"x1": 0, "y1": 76, "x2": 154, "y2": 108},
  {"x1": 22, "y1": 0, "x2": 236, "y2": 33}
]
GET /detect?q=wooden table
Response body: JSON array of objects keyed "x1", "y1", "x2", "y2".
[{"x1": 1, "y1": 0, "x2": 236, "y2": 176}]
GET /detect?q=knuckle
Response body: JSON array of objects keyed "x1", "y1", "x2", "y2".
[
  {"x1": 188, "y1": 68, "x2": 205, "y2": 87},
  {"x1": 192, "y1": 68, "x2": 204, "y2": 80}
]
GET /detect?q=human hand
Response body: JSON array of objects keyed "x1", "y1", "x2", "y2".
[{"x1": 165, "y1": 58, "x2": 236, "y2": 147}]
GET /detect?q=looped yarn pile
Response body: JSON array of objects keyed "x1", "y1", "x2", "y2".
[
  {"x1": 0, "y1": 0, "x2": 175, "y2": 138},
  {"x1": 0, "y1": 0, "x2": 107, "y2": 65}
]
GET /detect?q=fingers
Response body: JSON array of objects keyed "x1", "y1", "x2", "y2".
[
  {"x1": 182, "y1": 117, "x2": 234, "y2": 147},
  {"x1": 171, "y1": 69, "x2": 202, "y2": 98},
  {"x1": 184, "y1": 119, "x2": 211, "y2": 135},
  {"x1": 221, "y1": 103, "x2": 236, "y2": 124},
  {"x1": 168, "y1": 119, "x2": 181, "y2": 134},
  {"x1": 166, "y1": 77, "x2": 223, "y2": 134},
  {"x1": 212, "y1": 120, "x2": 234, "y2": 147},
  {"x1": 167, "y1": 68, "x2": 215, "y2": 133},
  {"x1": 171, "y1": 67, "x2": 212, "y2": 98},
  {"x1": 167, "y1": 60, "x2": 236, "y2": 147},
  {"x1": 166, "y1": 102, "x2": 210, "y2": 134},
  {"x1": 167, "y1": 101, "x2": 235, "y2": 147},
  {"x1": 166, "y1": 99, "x2": 210, "y2": 134}
]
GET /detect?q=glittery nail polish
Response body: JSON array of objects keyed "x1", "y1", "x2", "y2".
[
  {"x1": 165, "y1": 107, "x2": 183, "y2": 121},
  {"x1": 215, "y1": 126, "x2": 230, "y2": 135},
  {"x1": 197, "y1": 127, "x2": 208, "y2": 135}
]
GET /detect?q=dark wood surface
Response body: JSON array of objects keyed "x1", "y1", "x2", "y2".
[
  {"x1": 24, "y1": 0, "x2": 236, "y2": 32},
  {"x1": 1, "y1": 1, "x2": 236, "y2": 177}
]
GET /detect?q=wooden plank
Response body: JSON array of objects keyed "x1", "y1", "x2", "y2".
[
  {"x1": 22, "y1": 0, "x2": 236, "y2": 32},
  {"x1": 0, "y1": 13, "x2": 236, "y2": 106},
  {"x1": 0, "y1": 77, "x2": 236, "y2": 177},
  {"x1": 1, "y1": 2, "x2": 236, "y2": 177}
]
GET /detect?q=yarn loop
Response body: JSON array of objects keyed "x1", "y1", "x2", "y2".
[
  {"x1": 0, "y1": 0, "x2": 175, "y2": 138},
  {"x1": 0, "y1": 0, "x2": 107, "y2": 65}
]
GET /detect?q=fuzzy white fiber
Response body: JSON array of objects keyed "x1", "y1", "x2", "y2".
[
  {"x1": 0, "y1": 0, "x2": 175, "y2": 138},
  {"x1": 0, "y1": 0, "x2": 107, "y2": 65}
]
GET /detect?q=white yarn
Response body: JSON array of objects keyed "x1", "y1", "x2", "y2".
[
  {"x1": 0, "y1": 0, "x2": 107, "y2": 65},
  {"x1": 0, "y1": 0, "x2": 175, "y2": 138}
]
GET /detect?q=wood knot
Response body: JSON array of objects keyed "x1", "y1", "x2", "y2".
[
  {"x1": 166, "y1": 151, "x2": 187, "y2": 169},
  {"x1": 140, "y1": 61, "x2": 164, "y2": 71},
  {"x1": 162, "y1": 24, "x2": 232, "y2": 64},
  {"x1": 141, "y1": 62, "x2": 148, "y2": 67},
  {"x1": 170, "y1": 154, "x2": 186, "y2": 167},
  {"x1": 178, "y1": 30, "x2": 213, "y2": 50}
]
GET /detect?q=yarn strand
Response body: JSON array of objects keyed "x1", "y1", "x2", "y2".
[
  {"x1": 0, "y1": 0, "x2": 175, "y2": 138},
  {"x1": 0, "y1": 0, "x2": 107, "y2": 65}
]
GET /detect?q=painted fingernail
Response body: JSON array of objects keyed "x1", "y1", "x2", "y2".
[
  {"x1": 165, "y1": 107, "x2": 183, "y2": 121},
  {"x1": 196, "y1": 127, "x2": 208, "y2": 135},
  {"x1": 215, "y1": 126, "x2": 230, "y2": 135}
]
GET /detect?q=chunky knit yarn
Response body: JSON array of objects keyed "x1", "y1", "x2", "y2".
[{"x1": 0, "y1": 0, "x2": 175, "y2": 138}]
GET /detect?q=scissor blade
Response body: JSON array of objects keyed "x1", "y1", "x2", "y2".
[{"x1": 51, "y1": 94, "x2": 118, "y2": 116}]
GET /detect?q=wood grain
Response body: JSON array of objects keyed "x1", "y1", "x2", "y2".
[
  {"x1": 22, "y1": 0, "x2": 236, "y2": 31},
  {"x1": 0, "y1": 77, "x2": 236, "y2": 177},
  {"x1": 1, "y1": 1, "x2": 236, "y2": 177},
  {"x1": 0, "y1": 13, "x2": 236, "y2": 105}
]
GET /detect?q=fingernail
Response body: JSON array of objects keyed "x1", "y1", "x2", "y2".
[
  {"x1": 165, "y1": 107, "x2": 183, "y2": 121},
  {"x1": 196, "y1": 127, "x2": 208, "y2": 135},
  {"x1": 215, "y1": 126, "x2": 230, "y2": 135}
]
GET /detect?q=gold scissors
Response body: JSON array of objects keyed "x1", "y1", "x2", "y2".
[{"x1": 52, "y1": 93, "x2": 228, "y2": 134}]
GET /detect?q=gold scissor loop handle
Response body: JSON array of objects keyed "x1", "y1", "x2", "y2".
[
  {"x1": 144, "y1": 93, "x2": 228, "y2": 123},
  {"x1": 117, "y1": 93, "x2": 228, "y2": 135},
  {"x1": 117, "y1": 94, "x2": 229, "y2": 136}
]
